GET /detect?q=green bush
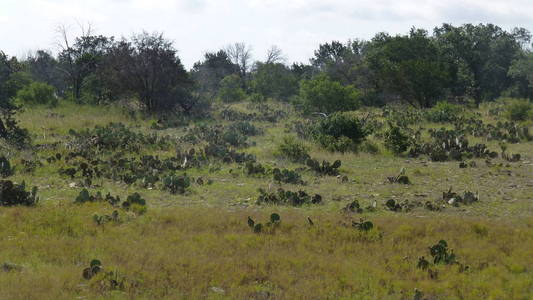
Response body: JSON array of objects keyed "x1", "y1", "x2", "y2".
[
  {"x1": 299, "y1": 74, "x2": 361, "y2": 113},
  {"x1": 504, "y1": 99, "x2": 532, "y2": 121},
  {"x1": 276, "y1": 136, "x2": 310, "y2": 163},
  {"x1": 218, "y1": 74, "x2": 246, "y2": 103},
  {"x1": 383, "y1": 124, "x2": 410, "y2": 154},
  {"x1": 312, "y1": 112, "x2": 368, "y2": 152},
  {"x1": 16, "y1": 81, "x2": 57, "y2": 106},
  {"x1": 425, "y1": 101, "x2": 463, "y2": 123}
]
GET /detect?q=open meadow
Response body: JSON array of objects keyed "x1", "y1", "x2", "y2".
[{"x1": 1, "y1": 100, "x2": 532, "y2": 299}]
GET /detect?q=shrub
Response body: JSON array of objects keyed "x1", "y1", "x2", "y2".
[
  {"x1": 383, "y1": 124, "x2": 410, "y2": 154},
  {"x1": 276, "y1": 136, "x2": 310, "y2": 163},
  {"x1": 299, "y1": 74, "x2": 361, "y2": 113},
  {"x1": 16, "y1": 81, "x2": 57, "y2": 106},
  {"x1": 504, "y1": 99, "x2": 532, "y2": 121},
  {"x1": 0, "y1": 180, "x2": 39, "y2": 206},
  {"x1": 312, "y1": 112, "x2": 368, "y2": 152},
  {"x1": 218, "y1": 74, "x2": 246, "y2": 103},
  {"x1": 425, "y1": 101, "x2": 463, "y2": 123}
]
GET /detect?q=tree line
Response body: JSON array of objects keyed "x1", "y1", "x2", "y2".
[{"x1": 1, "y1": 23, "x2": 532, "y2": 143}]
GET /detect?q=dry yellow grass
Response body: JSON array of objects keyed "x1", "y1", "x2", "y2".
[{"x1": 0, "y1": 204, "x2": 532, "y2": 299}]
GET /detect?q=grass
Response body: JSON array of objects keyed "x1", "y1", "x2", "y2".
[{"x1": 1, "y1": 99, "x2": 532, "y2": 299}]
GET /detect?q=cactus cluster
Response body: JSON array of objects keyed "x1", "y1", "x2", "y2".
[
  {"x1": 407, "y1": 128, "x2": 500, "y2": 161},
  {"x1": 385, "y1": 199, "x2": 440, "y2": 212},
  {"x1": 0, "y1": 180, "x2": 39, "y2": 206},
  {"x1": 82, "y1": 259, "x2": 125, "y2": 290},
  {"x1": 387, "y1": 168, "x2": 410, "y2": 184},
  {"x1": 162, "y1": 174, "x2": 191, "y2": 194},
  {"x1": 352, "y1": 218, "x2": 374, "y2": 231},
  {"x1": 272, "y1": 168, "x2": 304, "y2": 185},
  {"x1": 306, "y1": 158, "x2": 341, "y2": 176},
  {"x1": 244, "y1": 162, "x2": 266, "y2": 176},
  {"x1": 442, "y1": 187, "x2": 479, "y2": 206},
  {"x1": 247, "y1": 213, "x2": 282, "y2": 233},
  {"x1": 93, "y1": 210, "x2": 120, "y2": 225},
  {"x1": 257, "y1": 188, "x2": 322, "y2": 206},
  {"x1": 417, "y1": 240, "x2": 469, "y2": 279},
  {"x1": 74, "y1": 189, "x2": 120, "y2": 206}
]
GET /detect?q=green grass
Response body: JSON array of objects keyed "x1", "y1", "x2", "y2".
[{"x1": 1, "y1": 100, "x2": 532, "y2": 299}]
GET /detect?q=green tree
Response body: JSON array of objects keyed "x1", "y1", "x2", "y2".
[
  {"x1": 217, "y1": 74, "x2": 246, "y2": 102},
  {"x1": 16, "y1": 81, "x2": 56, "y2": 106},
  {"x1": 367, "y1": 28, "x2": 451, "y2": 108},
  {"x1": 434, "y1": 23, "x2": 531, "y2": 104},
  {"x1": 251, "y1": 62, "x2": 298, "y2": 100},
  {"x1": 508, "y1": 51, "x2": 533, "y2": 99},
  {"x1": 0, "y1": 52, "x2": 29, "y2": 146},
  {"x1": 57, "y1": 28, "x2": 113, "y2": 102},
  {"x1": 191, "y1": 50, "x2": 238, "y2": 99},
  {"x1": 299, "y1": 74, "x2": 361, "y2": 113},
  {"x1": 106, "y1": 32, "x2": 193, "y2": 112}
]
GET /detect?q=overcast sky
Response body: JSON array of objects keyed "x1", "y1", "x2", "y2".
[{"x1": 1, "y1": 0, "x2": 532, "y2": 69}]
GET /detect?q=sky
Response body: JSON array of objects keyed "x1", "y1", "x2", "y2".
[{"x1": 1, "y1": 0, "x2": 532, "y2": 69}]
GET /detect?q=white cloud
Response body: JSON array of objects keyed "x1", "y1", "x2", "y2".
[{"x1": 0, "y1": 0, "x2": 531, "y2": 68}]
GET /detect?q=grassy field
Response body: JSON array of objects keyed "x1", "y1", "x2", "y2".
[{"x1": 1, "y1": 100, "x2": 532, "y2": 299}]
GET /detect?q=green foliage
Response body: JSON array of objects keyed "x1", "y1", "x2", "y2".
[
  {"x1": 251, "y1": 63, "x2": 298, "y2": 100},
  {"x1": 312, "y1": 112, "x2": 368, "y2": 152},
  {"x1": 299, "y1": 74, "x2": 361, "y2": 113},
  {"x1": 257, "y1": 188, "x2": 322, "y2": 206},
  {"x1": 16, "y1": 81, "x2": 57, "y2": 106},
  {"x1": 122, "y1": 192, "x2": 147, "y2": 215},
  {"x1": 276, "y1": 136, "x2": 310, "y2": 163},
  {"x1": 162, "y1": 174, "x2": 191, "y2": 194},
  {"x1": 504, "y1": 99, "x2": 532, "y2": 121},
  {"x1": 218, "y1": 74, "x2": 246, "y2": 103},
  {"x1": 368, "y1": 29, "x2": 451, "y2": 108},
  {"x1": 383, "y1": 124, "x2": 410, "y2": 154},
  {"x1": 0, "y1": 180, "x2": 39, "y2": 206},
  {"x1": 425, "y1": 101, "x2": 463, "y2": 123}
]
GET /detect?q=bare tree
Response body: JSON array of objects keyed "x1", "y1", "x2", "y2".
[
  {"x1": 265, "y1": 45, "x2": 285, "y2": 64},
  {"x1": 225, "y1": 42, "x2": 252, "y2": 80}
]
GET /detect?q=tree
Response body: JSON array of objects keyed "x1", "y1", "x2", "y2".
[
  {"x1": 508, "y1": 51, "x2": 533, "y2": 99},
  {"x1": 225, "y1": 42, "x2": 253, "y2": 84},
  {"x1": 26, "y1": 50, "x2": 65, "y2": 95},
  {"x1": 299, "y1": 74, "x2": 361, "y2": 113},
  {"x1": 434, "y1": 23, "x2": 531, "y2": 104},
  {"x1": 56, "y1": 25, "x2": 113, "y2": 102},
  {"x1": 265, "y1": 45, "x2": 285, "y2": 64},
  {"x1": 191, "y1": 50, "x2": 238, "y2": 98},
  {"x1": 107, "y1": 32, "x2": 193, "y2": 112},
  {"x1": 217, "y1": 74, "x2": 246, "y2": 102},
  {"x1": 367, "y1": 28, "x2": 451, "y2": 108},
  {"x1": 251, "y1": 62, "x2": 298, "y2": 100},
  {"x1": 0, "y1": 52, "x2": 29, "y2": 146}
]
